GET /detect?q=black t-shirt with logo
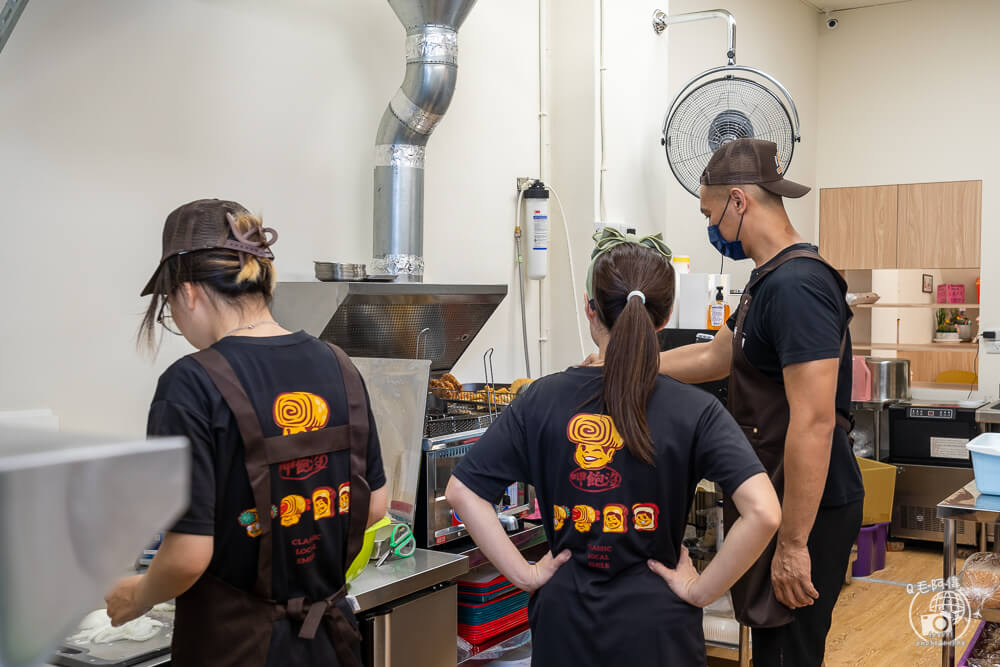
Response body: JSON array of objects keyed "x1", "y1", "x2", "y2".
[
  {"x1": 147, "y1": 331, "x2": 386, "y2": 602},
  {"x1": 726, "y1": 243, "x2": 864, "y2": 508},
  {"x1": 453, "y1": 367, "x2": 765, "y2": 666}
]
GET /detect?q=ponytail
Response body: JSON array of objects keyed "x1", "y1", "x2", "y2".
[
  {"x1": 602, "y1": 294, "x2": 659, "y2": 465},
  {"x1": 590, "y1": 243, "x2": 674, "y2": 466}
]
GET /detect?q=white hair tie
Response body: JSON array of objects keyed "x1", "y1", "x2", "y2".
[{"x1": 627, "y1": 290, "x2": 646, "y2": 304}]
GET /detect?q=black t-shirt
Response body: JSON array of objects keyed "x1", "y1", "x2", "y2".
[
  {"x1": 726, "y1": 243, "x2": 864, "y2": 507},
  {"x1": 147, "y1": 331, "x2": 386, "y2": 601},
  {"x1": 453, "y1": 367, "x2": 765, "y2": 666}
]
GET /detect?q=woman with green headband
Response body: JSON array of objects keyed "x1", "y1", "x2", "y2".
[{"x1": 446, "y1": 229, "x2": 781, "y2": 666}]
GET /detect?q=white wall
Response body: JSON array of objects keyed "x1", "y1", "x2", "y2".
[
  {"x1": 816, "y1": 0, "x2": 999, "y2": 396},
  {"x1": 0, "y1": 0, "x2": 540, "y2": 435},
  {"x1": 665, "y1": 0, "x2": 822, "y2": 295}
]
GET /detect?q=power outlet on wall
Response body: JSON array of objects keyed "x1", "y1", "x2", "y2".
[
  {"x1": 983, "y1": 330, "x2": 1000, "y2": 354},
  {"x1": 594, "y1": 221, "x2": 627, "y2": 235}
]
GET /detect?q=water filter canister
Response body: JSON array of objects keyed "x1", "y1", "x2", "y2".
[{"x1": 524, "y1": 181, "x2": 550, "y2": 280}]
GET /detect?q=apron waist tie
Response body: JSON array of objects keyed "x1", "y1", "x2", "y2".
[
  {"x1": 836, "y1": 413, "x2": 853, "y2": 434},
  {"x1": 283, "y1": 588, "x2": 361, "y2": 667}
]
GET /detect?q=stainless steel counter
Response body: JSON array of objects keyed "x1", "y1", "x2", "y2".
[
  {"x1": 976, "y1": 401, "x2": 1000, "y2": 425},
  {"x1": 46, "y1": 549, "x2": 467, "y2": 666},
  {"x1": 349, "y1": 548, "x2": 469, "y2": 612},
  {"x1": 937, "y1": 481, "x2": 1000, "y2": 667}
]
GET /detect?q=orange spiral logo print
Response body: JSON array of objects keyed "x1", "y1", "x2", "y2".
[
  {"x1": 273, "y1": 392, "x2": 330, "y2": 436},
  {"x1": 567, "y1": 414, "x2": 622, "y2": 449},
  {"x1": 568, "y1": 413, "x2": 624, "y2": 471}
]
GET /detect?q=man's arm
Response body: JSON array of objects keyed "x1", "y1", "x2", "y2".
[
  {"x1": 771, "y1": 357, "x2": 839, "y2": 609},
  {"x1": 657, "y1": 324, "x2": 734, "y2": 383}
]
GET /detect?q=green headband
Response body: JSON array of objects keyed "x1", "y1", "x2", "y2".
[{"x1": 586, "y1": 227, "x2": 673, "y2": 297}]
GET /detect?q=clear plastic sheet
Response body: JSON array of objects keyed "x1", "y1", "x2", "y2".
[
  {"x1": 457, "y1": 629, "x2": 531, "y2": 664},
  {"x1": 962, "y1": 553, "x2": 1000, "y2": 618}
]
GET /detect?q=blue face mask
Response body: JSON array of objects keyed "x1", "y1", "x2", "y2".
[{"x1": 706, "y1": 195, "x2": 748, "y2": 261}]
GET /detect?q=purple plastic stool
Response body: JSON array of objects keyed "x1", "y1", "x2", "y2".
[{"x1": 852, "y1": 521, "x2": 890, "y2": 578}]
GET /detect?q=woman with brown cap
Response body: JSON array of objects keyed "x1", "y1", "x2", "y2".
[
  {"x1": 446, "y1": 228, "x2": 781, "y2": 666},
  {"x1": 104, "y1": 199, "x2": 387, "y2": 667}
]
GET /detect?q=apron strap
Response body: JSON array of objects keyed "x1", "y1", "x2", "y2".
[
  {"x1": 283, "y1": 587, "x2": 362, "y2": 667},
  {"x1": 191, "y1": 347, "x2": 276, "y2": 600},
  {"x1": 730, "y1": 248, "x2": 855, "y2": 431},
  {"x1": 325, "y1": 343, "x2": 371, "y2": 573}
]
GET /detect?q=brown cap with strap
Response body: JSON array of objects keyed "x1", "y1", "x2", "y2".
[
  {"x1": 700, "y1": 138, "x2": 810, "y2": 199},
  {"x1": 140, "y1": 199, "x2": 278, "y2": 296}
]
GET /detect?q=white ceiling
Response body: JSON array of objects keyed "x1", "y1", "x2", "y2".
[{"x1": 800, "y1": 0, "x2": 912, "y2": 12}]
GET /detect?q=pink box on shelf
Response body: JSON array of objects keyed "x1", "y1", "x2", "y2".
[{"x1": 937, "y1": 284, "x2": 966, "y2": 304}]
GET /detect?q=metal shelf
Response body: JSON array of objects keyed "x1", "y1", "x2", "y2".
[
  {"x1": 853, "y1": 342, "x2": 978, "y2": 352},
  {"x1": 853, "y1": 303, "x2": 980, "y2": 309}
]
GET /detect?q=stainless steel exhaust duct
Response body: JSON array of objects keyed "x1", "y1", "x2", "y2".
[{"x1": 372, "y1": 0, "x2": 477, "y2": 282}]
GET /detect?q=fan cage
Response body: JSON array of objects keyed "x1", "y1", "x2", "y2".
[{"x1": 663, "y1": 68, "x2": 798, "y2": 197}]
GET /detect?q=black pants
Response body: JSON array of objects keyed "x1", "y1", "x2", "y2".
[{"x1": 752, "y1": 499, "x2": 863, "y2": 667}]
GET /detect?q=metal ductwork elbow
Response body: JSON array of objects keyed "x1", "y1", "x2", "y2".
[{"x1": 372, "y1": 0, "x2": 477, "y2": 282}]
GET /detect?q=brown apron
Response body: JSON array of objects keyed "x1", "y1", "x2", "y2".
[
  {"x1": 722, "y1": 248, "x2": 853, "y2": 629},
  {"x1": 171, "y1": 342, "x2": 370, "y2": 667}
]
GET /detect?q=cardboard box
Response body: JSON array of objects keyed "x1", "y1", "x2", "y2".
[{"x1": 856, "y1": 457, "x2": 897, "y2": 526}]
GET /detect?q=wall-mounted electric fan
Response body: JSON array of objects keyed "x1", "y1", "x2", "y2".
[{"x1": 653, "y1": 9, "x2": 801, "y2": 197}]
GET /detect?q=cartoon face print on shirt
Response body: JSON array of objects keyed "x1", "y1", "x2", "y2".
[
  {"x1": 553, "y1": 505, "x2": 570, "y2": 531},
  {"x1": 313, "y1": 487, "x2": 334, "y2": 520},
  {"x1": 273, "y1": 392, "x2": 330, "y2": 436},
  {"x1": 338, "y1": 482, "x2": 351, "y2": 514},
  {"x1": 567, "y1": 414, "x2": 625, "y2": 492},
  {"x1": 238, "y1": 509, "x2": 262, "y2": 538},
  {"x1": 571, "y1": 505, "x2": 600, "y2": 532},
  {"x1": 602, "y1": 504, "x2": 627, "y2": 533},
  {"x1": 632, "y1": 503, "x2": 659, "y2": 531},
  {"x1": 568, "y1": 414, "x2": 624, "y2": 470},
  {"x1": 280, "y1": 495, "x2": 311, "y2": 527}
]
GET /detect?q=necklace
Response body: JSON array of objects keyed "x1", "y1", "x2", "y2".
[{"x1": 221, "y1": 320, "x2": 280, "y2": 338}]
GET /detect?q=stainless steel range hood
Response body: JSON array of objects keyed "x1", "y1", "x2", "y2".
[{"x1": 271, "y1": 282, "x2": 506, "y2": 373}]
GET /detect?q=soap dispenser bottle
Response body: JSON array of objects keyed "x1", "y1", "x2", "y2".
[{"x1": 707, "y1": 285, "x2": 730, "y2": 331}]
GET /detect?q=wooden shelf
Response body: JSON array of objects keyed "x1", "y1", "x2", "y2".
[
  {"x1": 912, "y1": 381, "x2": 978, "y2": 391},
  {"x1": 853, "y1": 303, "x2": 980, "y2": 309},
  {"x1": 853, "y1": 343, "x2": 978, "y2": 352}
]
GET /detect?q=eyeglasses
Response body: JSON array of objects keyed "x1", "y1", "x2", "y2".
[{"x1": 156, "y1": 299, "x2": 183, "y2": 336}]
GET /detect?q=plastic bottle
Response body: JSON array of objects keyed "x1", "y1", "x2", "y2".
[
  {"x1": 707, "y1": 285, "x2": 730, "y2": 331},
  {"x1": 523, "y1": 181, "x2": 550, "y2": 280}
]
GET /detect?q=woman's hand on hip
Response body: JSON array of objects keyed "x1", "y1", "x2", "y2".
[
  {"x1": 649, "y1": 546, "x2": 708, "y2": 607},
  {"x1": 519, "y1": 550, "x2": 571, "y2": 594}
]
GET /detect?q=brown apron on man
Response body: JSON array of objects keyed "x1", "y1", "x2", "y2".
[
  {"x1": 171, "y1": 343, "x2": 370, "y2": 667},
  {"x1": 722, "y1": 248, "x2": 853, "y2": 628}
]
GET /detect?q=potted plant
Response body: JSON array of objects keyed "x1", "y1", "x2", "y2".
[
  {"x1": 954, "y1": 310, "x2": 973, "y2": 342},
  {"x1": 935, "y1": 308, "x2": 960, "y2": 342}
]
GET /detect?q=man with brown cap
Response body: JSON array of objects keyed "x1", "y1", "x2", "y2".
[{"x1": 657, "y1": 139, "x2": 864, "y2": 666}]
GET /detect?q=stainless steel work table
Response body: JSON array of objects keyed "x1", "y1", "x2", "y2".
[
  {"x1": 937, "y1": 481, "x2": 1000, "y2": 666},
  {"x1": 349, "y1": 547, "x2": 469, "y2": 612},
  {"x1": 46, "y1": 549, "x2": 468, "y2": 667}
]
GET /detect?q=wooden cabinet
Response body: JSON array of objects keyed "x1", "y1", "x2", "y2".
[
  {"x1": 819, "y1": 180, "x2": 981, "y2": 270},
  {"x1": 897, "y1": 180, "x2": 982, "y2": 269},
  {"x1": 819, "y1": 185, "x2": 898, "y2": 269}
]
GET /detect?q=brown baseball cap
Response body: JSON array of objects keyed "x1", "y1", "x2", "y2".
[
  {"x1": 140, "y1": 199, "x2": 277, "y2": 296},
  {"x1": 700, "y1": 138, "x2": 810, "y2": 199}
]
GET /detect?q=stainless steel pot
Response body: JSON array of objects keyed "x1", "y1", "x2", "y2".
[{"x1": 865, "y1": 357, "x2": 911, "y2": 401}]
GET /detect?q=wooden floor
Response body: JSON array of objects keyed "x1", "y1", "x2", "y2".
[{"x1": 709, "y1": 544, "x2": 966, "y2": 667}]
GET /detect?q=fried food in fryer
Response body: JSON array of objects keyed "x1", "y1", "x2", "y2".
[{"x1": 510, "y1": 378, "x2": 534, "y2": 394}]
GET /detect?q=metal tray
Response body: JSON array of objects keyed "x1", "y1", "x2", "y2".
[{"x1": 52, "y1": 610, "x2": 173, "y2": 667}]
